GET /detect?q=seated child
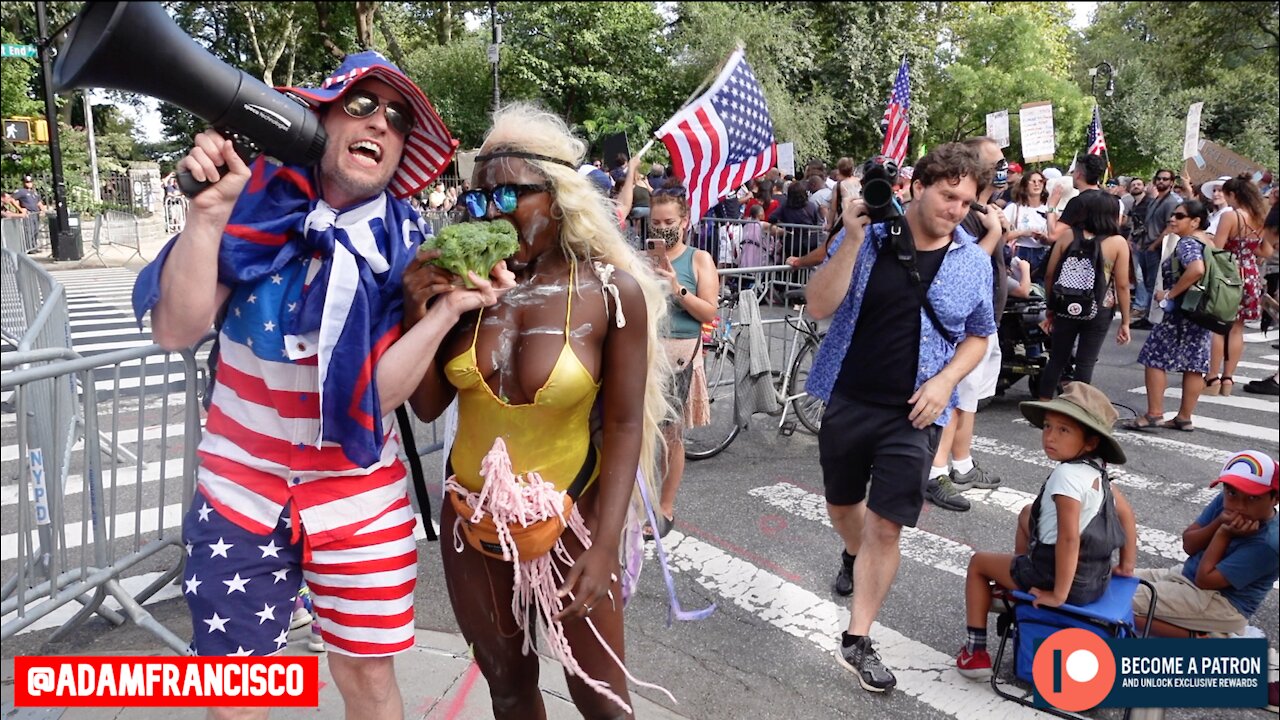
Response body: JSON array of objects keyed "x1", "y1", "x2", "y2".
[
  {"x1": 955, "y1": 381, "x2": 1138, "y2": 680},
  {"x1": 1131, "y1": 449, "x2": 1278, "y2": 639}
]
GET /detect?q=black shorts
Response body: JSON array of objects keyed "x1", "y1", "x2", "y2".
[{"x1": 817, "y1": 393, "x2": 942, "y2": 528}]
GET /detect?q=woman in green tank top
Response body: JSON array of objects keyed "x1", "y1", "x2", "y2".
[{"x1": 645, "y1": 193, "x2": 721, "y2": 538}]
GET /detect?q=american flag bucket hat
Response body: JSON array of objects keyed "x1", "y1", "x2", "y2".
[{"x1": 280, "y1": 50, "x2": 457, "y2": 199}]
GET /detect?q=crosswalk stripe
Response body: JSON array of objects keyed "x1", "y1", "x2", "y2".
[
  {"x1": 1185, "y1": 414, "x2": 1280, "y2": 443},
  {"x1": 1236, "y1": 360, "x2": 1279, "y2": 372},
  {"x1": 2, "y1": 570, "x2": 184, "y2": 637},
  {"x1": 1128, "y1": 385, "x2": 1279, "y2": 414},
  {"x1": 0, "y1": 422, "x2": 186, "y2": 463},
  {"x1": 1263, "y1": 354, "x2": 1279, "y2": 362},
  {"x1": 661, "y1": 529, "x2": 1050, "y2": 719},
  {"x1": 1014, "y1": 416, "x2": 1276, "y2": 456},
  {"x1": 971, "y1": 436, "x2": 1219, "y2": 505},
  {"x1": 1243, "y1": 332, "x2": 1273, "y2": 343},
  {"x1": 748, "y1": 483, "x2": 971, "y2": 577},
  {"x1": 0, "y1": 460, "x2": 187, "y2": 507}
]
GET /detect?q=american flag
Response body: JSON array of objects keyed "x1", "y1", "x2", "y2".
[
  {"x1": 655, "y1": 48, "x2": 776, "y2": 222},
  {"x1": 1086, "y1": 105, "x2": 1107, "y2": 156},
  {"x1": 880, "y1": 59, "x2": 911, "y2": 166}
]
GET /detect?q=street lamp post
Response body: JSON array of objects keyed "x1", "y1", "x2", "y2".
[{"x1": 1088, "y1": 61, "x2": 1115, "y2": 99}]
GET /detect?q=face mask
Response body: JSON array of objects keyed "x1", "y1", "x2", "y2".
[{"x1": 652, "y1": 226, "x2": 682, "y2": 248}]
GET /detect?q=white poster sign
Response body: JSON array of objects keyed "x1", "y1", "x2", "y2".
[
  {"x1": 776, "y1": 142, "x2": 795, "y2": 177},
  {"x1": 986, "y1": 110, "x2": 1010, "y2": 148},
  {"x1": 1019, "y1": 102, "x2": 1056, "y2": 163},
  {"x1": 1182, "y1": 102, "x2": 1204, "y2": 160}
]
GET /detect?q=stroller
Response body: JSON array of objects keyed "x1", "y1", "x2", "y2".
[{"x1": 996, "y1": 293, "x2": 1052, "y2": 397}]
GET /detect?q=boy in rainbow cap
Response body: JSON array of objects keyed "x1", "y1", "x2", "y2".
[{"x1": 1132, "y1": 450, "x2": 1279, "y2": 640}]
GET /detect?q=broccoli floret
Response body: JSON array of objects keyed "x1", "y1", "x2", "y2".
[{"x1": 422, "y1": 219, "x2": 520, "y2": 288}]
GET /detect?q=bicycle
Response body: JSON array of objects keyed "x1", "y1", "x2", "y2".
[{"x1": 684, "y1": 287, "x2": 826, "y2": 461}]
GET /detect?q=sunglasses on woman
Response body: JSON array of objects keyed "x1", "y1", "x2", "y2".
[
  {"x1": 462, "y1": 184, "x2": 551, "y2": 218},
  {"x1": 1170, "y1": 212, "x2": 1189, "y2": 220},
  {"x1": 341, "y1": 89, "x2": 415, "y2": 135}
]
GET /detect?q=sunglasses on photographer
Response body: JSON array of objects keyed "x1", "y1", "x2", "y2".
[
  {"x1": 341, "y1": 89, "x2": 415, "y2": 136},
  {"x1": 462, "y1": 184, "x2": 552, "y2": 218}
]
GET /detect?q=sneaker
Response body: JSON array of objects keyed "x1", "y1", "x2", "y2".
[
  {"x1": 837, "y1": 636, "x2": 897, "y2": 692},
  {"x1": 950, "y1": 462, "x2": 1002, "y2": 490},
  {"x1": 925, "y1": 475, "x2": 971, "y2": 512},
  {"x1": 289, "y1": 606, "x2": 313, "y2": 631},
  {"x1": 307, "y1": 626, "x2": 326, "y2": 653},
  {"x1": 833, "y1": 558, "x2": 853, "y2": 597},
  {"x1": 1130, "y1": 317, "x2": 1154, "y2": 331},
  {"x1": 956, "y1": 646, "x2": 993, "y2": 680},
  {"x1": 1244, "y1": 376, "x2": 1280, "y2": 397}
]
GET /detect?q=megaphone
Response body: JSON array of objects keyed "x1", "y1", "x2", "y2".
[{"x1": 53, "y1": 1, "x2": 326, "y2": 197}]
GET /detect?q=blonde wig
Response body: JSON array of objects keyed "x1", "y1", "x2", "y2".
[{"x1": 476, "y1": 102, "x2": 674, "y2": 513}]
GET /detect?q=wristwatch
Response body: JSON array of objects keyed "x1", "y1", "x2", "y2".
[{"x1": 679, "y1": 286, "x2": 690, "y2": 297}]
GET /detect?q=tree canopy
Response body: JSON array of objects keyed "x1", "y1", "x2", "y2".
[{"x1": 3, "y1": 1, "x2": 1277, "y2": 187}]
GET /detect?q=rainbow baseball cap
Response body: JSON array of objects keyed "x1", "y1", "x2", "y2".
[{"x1": 1212, "y1": 450, "x2": 1279, "y2": 495}]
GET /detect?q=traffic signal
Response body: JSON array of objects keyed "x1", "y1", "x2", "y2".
[
  {"x1": 32, "y1": 118, "x2": 48, "y2": 143},
  {"x1": 3, "y1": 118, "x2": 32, "y2": 143}
]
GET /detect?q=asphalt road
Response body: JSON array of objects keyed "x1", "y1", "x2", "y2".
[{"x1": 3, "y1": 270, "x2": 1278, "y2": 720}]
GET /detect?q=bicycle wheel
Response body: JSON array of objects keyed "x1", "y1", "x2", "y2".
[
  {"x1": 684, "y1": 341, "x2": 740, "y2": 460},
  {"x1": 789, "y1": 337, "x2": 826, "y2": 435}
]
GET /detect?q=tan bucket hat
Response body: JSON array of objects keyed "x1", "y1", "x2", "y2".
[{"x1": 1019, "y1": 382, "x2": 1126, "y2": 464}]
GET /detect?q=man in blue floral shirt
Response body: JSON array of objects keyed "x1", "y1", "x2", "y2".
[{"x1": 804, "y1": 143, "x2": 1000, "y2": 694}]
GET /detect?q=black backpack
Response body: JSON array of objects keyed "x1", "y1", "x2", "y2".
[{"x1": 1049, "y1": 227, "x2": 1107, "y2": 321}]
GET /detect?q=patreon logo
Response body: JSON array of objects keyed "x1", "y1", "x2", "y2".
[{"x1": 1032, "y1": 628, "x2": 1117, "y2": 711}]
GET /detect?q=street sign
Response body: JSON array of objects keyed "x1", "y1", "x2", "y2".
[
  {"x1": 1, "y1": 44, "x2": 38, "y2": 59},
  {"x1": 3, "y1": 118, "x2": 32, "y2": 142}
]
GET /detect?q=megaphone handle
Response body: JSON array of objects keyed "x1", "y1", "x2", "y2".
[{"x1": 176, "y1": 131, "x2": 261, "y2": 198}]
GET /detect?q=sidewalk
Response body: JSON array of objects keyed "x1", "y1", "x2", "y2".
[{"x1": 0, "y1": 627, "x2": 691, "y2": 720}]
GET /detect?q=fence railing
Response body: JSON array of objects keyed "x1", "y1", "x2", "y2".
[{"x1": 0, "y1": 244, "x2": 450, "y2": 653}]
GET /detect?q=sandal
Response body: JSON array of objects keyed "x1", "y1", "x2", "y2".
[
  {"x1": 1159, "y1": 416, "x2": 1195, "y2": 432},
  {"x1": 1202, "y1": 376, "x2": 1221, "y2": 396},
  {"x1": 642, "y1": 514, "x2": 676, "y2": 542},
  {"x1": 1219, "y1": 377, "x2": 1234, "y2": 397},
  {"x1": 1123, "y1": 413, "x2": 1162, "y2": 432}
]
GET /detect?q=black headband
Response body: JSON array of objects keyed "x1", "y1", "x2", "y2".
[{"x1": 475, "y1": 151, "x2": 577, "y2": 169}]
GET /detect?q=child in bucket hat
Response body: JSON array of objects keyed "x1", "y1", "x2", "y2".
[
  {"x1": 956, "y1": 382, "x2": 1138, "y2": 680},
  {"x1": 1130, "y1": 450, "x2": 1278, "y2": 640}
]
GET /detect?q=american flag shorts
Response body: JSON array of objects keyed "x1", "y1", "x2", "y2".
[{"x1": 182, "y1": 488, "x2": 418, "y2": 657}]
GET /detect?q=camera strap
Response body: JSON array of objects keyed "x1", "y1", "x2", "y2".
[{"x1": 887, "y1": 219, "x2": 959, "y2": 347}]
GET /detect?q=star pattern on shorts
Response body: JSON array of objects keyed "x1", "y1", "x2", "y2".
[
  {"x1": 209, "y1": 537, "x2": 233, "y2": 558},
  {"x1": 204, "y1": 612, "x2": 229, "y2": 633},
  {"x1": 224, "y1": 573, "x2": 250, "y2": 594},
  {"x1": 259, "y1": 540, "x2": 282, "y2": 559},
  {"x1": 254, "y1": 603, "x2": 277, "y2": 625}
]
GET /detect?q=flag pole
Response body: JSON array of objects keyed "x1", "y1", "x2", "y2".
[{"x1": 637, "y1": 43, "x2": 745, "y2": 163}]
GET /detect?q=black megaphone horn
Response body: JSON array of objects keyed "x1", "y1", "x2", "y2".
[{"x1": 52, "y1": 1, "x2": 327, "y2": 197}]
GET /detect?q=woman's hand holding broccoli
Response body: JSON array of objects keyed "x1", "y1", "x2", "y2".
[{"x1": 402, "y1": 220, "x2": 520, "y2": 328}]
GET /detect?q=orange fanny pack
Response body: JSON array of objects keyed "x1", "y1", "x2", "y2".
[
  {"x1": 448, "y1": 490, "x2": 573, "y2": 560},
  {"x1": 448, "y1": 444, "x2": 596, "y2": 561}
]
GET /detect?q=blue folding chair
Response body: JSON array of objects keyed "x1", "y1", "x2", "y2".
[{"x1": 991, "y1": 574, "x2": 1158, "y2": 720}]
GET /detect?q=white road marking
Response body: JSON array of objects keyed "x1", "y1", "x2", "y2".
[
  {"x1": 662, "y1": 529, "x2": 1051, "y2": 719},
  {"x1": 1127, "y1": 386, "x2": 1277, "y2": 413}
]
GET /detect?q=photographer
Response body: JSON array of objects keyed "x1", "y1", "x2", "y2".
[{"x1": 804, "y1": 145, "x2": 997, "y2": 694}]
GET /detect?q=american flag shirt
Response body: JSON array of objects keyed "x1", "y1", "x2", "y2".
[{"x1": 198, "y1": 257, "x2": 408, "y2": 545}]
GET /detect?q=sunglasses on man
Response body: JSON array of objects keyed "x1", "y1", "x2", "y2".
[
  {"x1": 462, "y1": 183, "x2": 552, "y2": 218},
  {"x1": 341, "y1": 89, "x2": 415, "y2": 136}
]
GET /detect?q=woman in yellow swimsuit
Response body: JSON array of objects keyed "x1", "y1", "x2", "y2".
[{"x1": 402, "y1": 103, "x2": 670, "y2": 719}]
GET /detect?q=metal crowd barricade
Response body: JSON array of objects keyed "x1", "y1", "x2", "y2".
[{"x1": 1, "y1": 248, "x2": 196, "y2": 653}]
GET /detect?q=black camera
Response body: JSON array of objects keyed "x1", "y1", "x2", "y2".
[{"x1": 861, "y1": 155, "x2": 903, "y2": 223}]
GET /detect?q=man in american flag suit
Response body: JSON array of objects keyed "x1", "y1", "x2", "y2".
[{"x1": 133, "y1": 52, "x2": 508, "y2": 718}]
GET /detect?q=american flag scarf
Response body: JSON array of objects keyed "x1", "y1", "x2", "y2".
[{"x1": 134, "y1": 157, "x2": 425, "y2": 467}]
